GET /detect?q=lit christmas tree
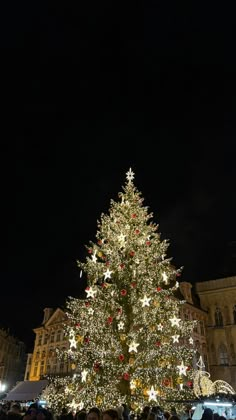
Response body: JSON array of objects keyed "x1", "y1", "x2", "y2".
[{"x1": 47, "y1": 169, "x2": 196, "y2": 412}]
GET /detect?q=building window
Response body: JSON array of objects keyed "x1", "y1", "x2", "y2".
[
  {"x1": 40, "y1": 360, "x2": 45, "y2": 375},
  {"x1": 33, "y1": 362, "x2": 38, "y2": 377},
  {"x1": 200, "y1": 320, "x2": 205, "y2": 336},
  {"x1": 37, "y1": 335, "x2": 42, "y2": 346},
  {"x1": 219, "y1": 344, "x2": 229, "y2": 365},
  {"x1": 184, "y1": 312, "x2": 189, "y2": 321},
  {"x1": 50, "y1": 332, "x2": 55, "y2": 343},
  {"x1": 215, "y1": 307, "x2": 223, "y2": 326},
  {"x1": 56, "y1": 330, "x2": 61, "y2": 342},
  {"x1": 43, "y1": 334, "x2": 48, "y2": 345}
]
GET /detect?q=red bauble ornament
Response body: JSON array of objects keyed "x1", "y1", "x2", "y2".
[
  {"x1": 94, "y1": 362, "x2": 100, "y2": 372},
  {"x1": 107, "y1": 316, "x2": 113, "y2": 324},
  {"x1": 135, "y1": 229, "x2": 140, "y2": 234},
  {"x1": 84, "y1": 337, "x2": 90, "y2": 343},
  {"x1": 187, "y1": 366, "x2": 191, "y2": 371},
  {"x1": 156, "y1": 286, "x2": 162, "y2": 292},
  {"x1": 187, "y1": 381, "x2": 193, "y2": 387},
  {"x1": 85, "y1": 302, "x2": 90, "y2": 307},
  {"x1": 88, "y1": 249, "x2": 93, "y2": 254},
  {"x1": 131, "y1": 282, "x2": 137, "y2": 288},
  {"x1": 163, "y1": 378, "x2": 170, "y2": 386},
  {"x1": 97, "y1": 240, "x2": 102, "y2": 245},
  {"x1": 121, "y1": 289, "x2": 127, "y2": 296},
  {"x1": 155, "y1": 341, "x2": 161, "y2": 347},
  {"x1": 76, "y1": 323, "x2": 80, "y2": 328},
  {"x1": 101, "y1": 283, "x2": 106, "y2": 288},
  {"x1": 120, "y1": 263, "x2": 125, "y2": 269},
  {"x1": 117, "y1": 308, "x2": 122, "y2": 314},
  {"x1": 129, "y1": 251, "x2": 135, "y2": 257},
  {"x1": 106, "y1": 261, "x2": 110, "y2": 266},
  {"x1": 123, "y1": 372, "x2": 130, "y2": 381},
  {"x1": 131, "y1": 214, "x2": 137, "y2": 218},
  {"x1": 119, "y1": 354, "x2": 125, "y2": 362},
  {"x1": 146, "y1": 241, "x2": 151, "y2": 246}
]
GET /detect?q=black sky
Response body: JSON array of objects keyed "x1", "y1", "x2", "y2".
[{"x1": 1, "y1": 2, "x2": 236, "y2": 350}]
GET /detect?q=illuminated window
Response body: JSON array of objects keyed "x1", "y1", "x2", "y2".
[
  {"x1": 43, "y1": 334, "x2": 48, "y2": 345},
  {"x1": 215, "y1": 307, "x2": 223, "y2": 326},
  {"x1": 37, "y1": 335, "x2": 42, "y2": 346},
  {"x1": 40, "y1": 360, "x2": 45, "y2": 374},
  {"x1": 33, "y1": 361, "x2": 38, "y2": 377},
  {"x1": 219, "y1": 344, "x2": 229, "y2": 365}
]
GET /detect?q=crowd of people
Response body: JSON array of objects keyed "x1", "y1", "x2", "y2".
[{"x1": 0, "y1": 401, "x2": 229, "y2": 420}]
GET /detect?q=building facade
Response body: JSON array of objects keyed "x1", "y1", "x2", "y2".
[
  {"x1": 27, "y1": 286, "x2": 209, "y2": 385},
  {"x1": 28, "y1": 307, "x2": 71, "y2": 381},
  {"x1": 179, "y1": 282, "x2": 209, "y2": 370},
  {"x1": 195, "y1": 276, "x2": 236, "y2": 390},
  {"x1": 0, "y1": 328, "x2": 26, "y2": 392}
]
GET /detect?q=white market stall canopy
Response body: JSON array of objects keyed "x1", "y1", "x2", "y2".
[{"x1": 4, "y1": 380, "x2": 48, "y2": 401}]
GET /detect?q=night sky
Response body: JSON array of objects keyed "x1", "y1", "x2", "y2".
[{"x1": 1, "y1": 3, "x2": 236, "y2": 351}]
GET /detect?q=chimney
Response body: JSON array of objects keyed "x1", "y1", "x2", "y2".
[{"x1": 42, "y1": 308, "x2": 54, "y2": 324}]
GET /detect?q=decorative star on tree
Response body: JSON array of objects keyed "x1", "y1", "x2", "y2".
[
  {"x1": 140, "y1": 295, "x2": 151, "y2": 307},
  {"x1": 118, "y1": 321, "x2": 125, "y2": 330},
  {"x1": 177, "y1": 361, "x2": 188, "y2": 376},
  {"x1": 104, "y1": 268, "x2": 113, "y2": 280},
  {"x1": 68, "y1": 399, "x2": 79, "y2": 412},
  {"x1": 85, "y1": 287, "x2": 97, "y2": 298},
  {"x1": 91, "y1": 253, "x2": 97, "y2": 263},
  {"x1": 147, "y1": 386, "x2": 158, "y2": 402},
  {"x1": 88, "y1": 308, "x2": 94, "y2": 315},
  {"x1": 172, "y1": 334, "x2": 180, "y2": 343},
  {"x1": 81, "y1": 369, "x2": 88, "y2": 382},
  {"x1": 162, "y1": 272, "x2": 168, "y2": 284},
  {"x1": 118, "y1": 233, "x2": 126, "y2": 245},
  {"x1": 189, "y1": 337, "x2": 194, "y2": 345},
  {"x1": 169, "y1": 316, "x2": 181, "y2": 327},
  {"x1": 126, "y1": 167, "x2": 135, "y2": 183},
  {"x1": 128, "y1": 341, "x2": 139, "y2": 353},
  {"x1": 69, "y1": 335, "x2": 77, "y2": 349}
]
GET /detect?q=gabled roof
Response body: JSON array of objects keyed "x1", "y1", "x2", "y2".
[{"x1": 33, "y1": 308, "x2": 67, "y2": 332}]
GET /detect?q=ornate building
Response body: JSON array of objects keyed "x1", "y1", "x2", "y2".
[
  {"x1": 195, "y1": 276, "x2": 236, "y2": 389},
  {"x1": 179, "y1": 282, "x2": 209, "y2": 369},
  {"x1": 27, "y1": 307, "x2": 71, "y2": 381},
  {"x1": 0, "y1": 328, "x2": 26, "y2": 392},
  {"x1": 26, "y1": 285, "x2": 209, "y2": 385}
]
